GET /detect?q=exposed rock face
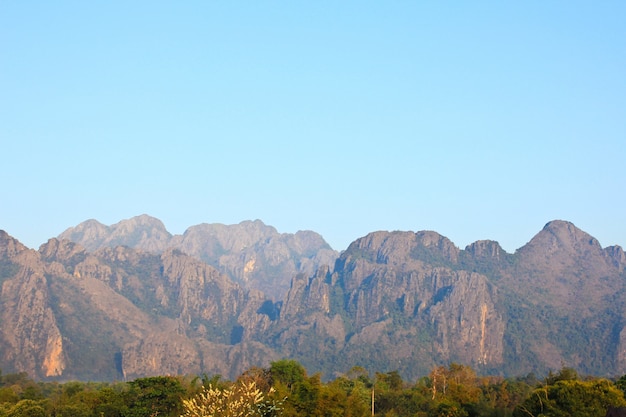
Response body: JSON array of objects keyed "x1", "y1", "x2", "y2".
[
  {"x1": 498, "y1": 220, "x2": 626, "y2": 374},
  {"x1": 59, "y1": 216, "x2": 338, "y2": 299},
  {"x1": 465, "y1": 240, "x2": 505, "y2": 260},
  {"x1": 511, "y1": 220, "x2": 622, "y2": 319},
  {"x1": 0, "y1": 234, "x2": 276, "y2": 380},
  {"x1": 606, "y1": 245, "x2": 626, "y2": 273},
  {"x1": 268, "y1": 221, "x2": 626, "y2": 378},
  {"x1": 271, "y1": 231, "x2": 505, "y2": 378},
  {"x1": 2, "y1": 218, "x2": 626, "y2": 381},
  {"x1": 170, "y1": 220, "x2": 338, "y2": 300},
  {"x1": 0, "y1": 234, "x2": 66, "y2": 378}
]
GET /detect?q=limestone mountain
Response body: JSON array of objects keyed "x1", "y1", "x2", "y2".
[
  {"x1": 58, "y1": 215, "x2": 173, "y2": 253},
  {"x1": 59, "y1": 215, "x2": 338, "y2": 299},
  {"x1": 0, "y1": 232, "x2": 66, "y2": 379},
  {"x1": 1, "y1": 219, "x2": 626, "y2": 382},
  {"x1": 271, "y1": 221, "x2": 626, "y2": 379},
  {"x1": 270, "y1": 230, "x2": 505, "y2": 379},
  {"x1": 490, "y1": 220, "x2": 626, "y2": 376},
  {"x1": 0, "y1": 232, "x2": 278, "y2": 380}
]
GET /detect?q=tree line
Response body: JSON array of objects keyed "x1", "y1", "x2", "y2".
[{"x1": 1, "y1": 361, "x2": 626, "y2": 417}]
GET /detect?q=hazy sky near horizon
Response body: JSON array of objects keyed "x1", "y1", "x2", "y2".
[{"x1": 1, "y1": 2, "x2": 625, "y2": 252}]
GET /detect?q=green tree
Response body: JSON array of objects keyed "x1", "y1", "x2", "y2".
[
  {"x1": 514, "y1": 378, "x2": 626, "y2": 417},
  {"x1": 125, "y1": 376, "x2": 185, "y2": 417},
  {"x1": 431, "y1": 399, "x2": 468, "y2": 417},
  {"x1": 331, "y1": 368, "x2": 371, "y2": 417},
  {"x1": 93, "y1": 385, "x2": 128, "y2": 417},
  {"x1": 312, "y1": 381, "x2": 348, "y2": 417},
  {"x1": 616, "y1": 374, "x2": 626, "y2": 398},
  {"x1": 0, "y1": 387, "x2": 19, "y2": 405},
  {"x1": 5, "y1": 400, "x2": 46, "y2": 417},
  {"x1": 545, "y1": 367, "x2": 578, "y2": 385},
  {"x1": 375, "y1": 371, "x2": 404, "y2": 392},
  {"x1": 269, "y1": 361, "x2": 306, "y2": 394}
]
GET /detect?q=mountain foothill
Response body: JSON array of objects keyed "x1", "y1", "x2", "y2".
[{"x1": 1, "y1": 214, "x2": 625, "y2": 382}]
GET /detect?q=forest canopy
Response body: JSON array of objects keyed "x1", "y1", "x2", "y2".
[{"x1": 0, "y1": 362, "x2": 624, "y2": 417}]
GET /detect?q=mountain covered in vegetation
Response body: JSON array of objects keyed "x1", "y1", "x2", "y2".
[{"x1": 1, "y1": 216, "x2": 625, "y2": 381}]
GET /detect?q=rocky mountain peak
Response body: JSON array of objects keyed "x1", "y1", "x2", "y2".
[
  {"x1": 57, "y1": 216, "x2": 338, "y2": 300},
  {"x1": 518, "y1": 220, "x2": 603, "y2": 259},
  {"x1": 59, "y1": 214, "x2": 172, "y2": 253},
  {"x1": 115, "y1": 214, "x2": 169, "y2": 232},
  {"x1": 605, "y1": 245, "x2": 626, "y2": 272},
  {"x1": 176, "y1": 220, "x2": 278, "y2": 254},
  {"x1": 343, "y1": 230, "x2": 460, "y2": 264},
  {"x1": 543, "y1": 220, "x2": 600, "y2": 244},
  {"x1": 344, "y1": 230, "x2": 417, "y2": 263},
  {"x1": 465, "y1": 240, "x2": 506, "y2": 260},
  {"x1": 39, "y1": 238, "x2": 87, "y2": 263},
  {"x1": 506, "y1": 220, "x2": 623, "y2": 322},
  {"x1": 57, "y1": 219, "x2": 109, "y2": 251},
  {"x1": 414, "y1": 231, "x2": 460, "y2": 263},
  {"x1": 2, "y1": 220, "x2": 626, "y2": 380},
  {"x1": 0, "y1": 230, "x2": 29, "y2": 258}
]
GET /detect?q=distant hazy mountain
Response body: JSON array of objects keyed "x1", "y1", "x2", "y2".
[
  {"x1": 59, "y1": 215, "x2": 338, "y2": 299},
  {"x1": 1, "y1": 219, "x2": 625, "y2": 381}
]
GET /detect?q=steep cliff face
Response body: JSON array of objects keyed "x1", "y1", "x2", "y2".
[
  {"x1": 0, "y1": 233, "x2": 66, "y2": 378},
  {"x1": 2, "y1": 218, "x2": 626, "y2": 381},
  {"x1": 0, "y1": 234, "x2": 278, "y2": 380},
  {"x1": 351, "y1": 232, "x2": 503, "y2": 375},
  {"x1": 59, "y1": 216, "x2": 339, "y2": 299},
  {"x1": 606, "y1": 245, "x2": 626, "y2": 273},
  {"x1": 499, "y1": 220, "x2": 626, "y2": 375},
  {"x1": 267, "y1": 266, "x2": 347, "y2": 376},
  {"x1": 267, "y1": 231, "x2": 505, "y2": 379},
  {"x1": 270, "y1": 222, "x2": 626, "y2": 378}
]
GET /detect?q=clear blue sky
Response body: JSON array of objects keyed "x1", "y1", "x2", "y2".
[{"x1": 1, "y1": 2, "x2": 624, "y2": 253}]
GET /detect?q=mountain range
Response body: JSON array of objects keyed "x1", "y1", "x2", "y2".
[{"x1": 1, "y1": 215, "x2": 625, "y2": 381}]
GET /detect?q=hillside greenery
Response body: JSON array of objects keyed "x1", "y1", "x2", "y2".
[{"x1": 1, "y1": 362, "x2": 625, "y2": 417}]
